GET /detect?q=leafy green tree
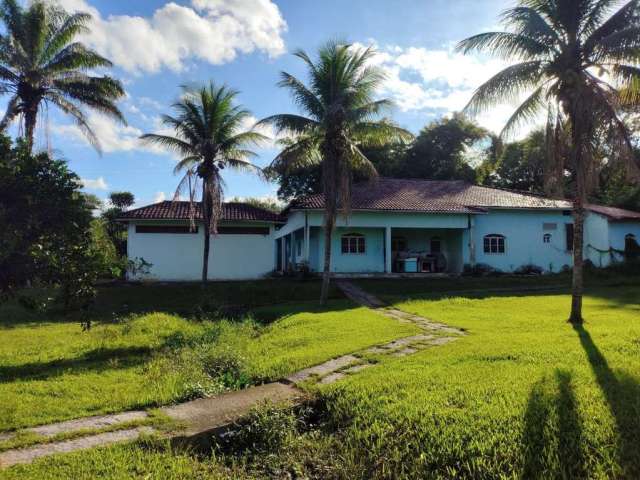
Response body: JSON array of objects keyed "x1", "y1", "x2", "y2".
[
  {"x1": 399, "y1": 114, "x2": 489, "y2": 181},
  {"x1": 229, "y1": 196, "x2": 283, "y2": 214},
  {"x1": 260, "y1": 41, "x2": 413, "y2": 304},
  {"x1": 458, "y1": 0, "x2": 640, "y2": 323},
  {"x1": 0, "y1": 0, "x2": 125, "y2": 151},
  {"x1": 141, "y1": 83, "x2": 266, "y2": 285},
  {"x1": 484, "y1": 129, "x2": 547, "y2": 192},
  {"x1": 101, "y1": 191, "x2": 135, "y2": 257},
  {"x1": 0, "y1": 136, "x2": 98, "y2": 309}
]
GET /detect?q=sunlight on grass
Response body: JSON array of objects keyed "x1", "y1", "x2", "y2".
[
  {"x1": 0, "y1": 295, "x2": 417, "y2": 432},
  {"x1": 317, "y1": 287, "x2": 640, "y2": 478}
]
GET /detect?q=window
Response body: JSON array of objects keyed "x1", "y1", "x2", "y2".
[
  {"x1": 543, "y1": 223, "x2": 557, "y2": 231},
  {"x1": 483, "y1": 234, "x2": 506, "y2": 254},
  {"x1": 391, "y1": 236, "x2": 407, "y2": 252},
  {"x1": 136, "y1": 225, "x2": 198, "y2": 234},
  {"x1": 565, "y1": 224, "x2": 574, "y2": 251},
  {"x1": 430, "y1": 237, "x2": 442, "y2": 253},
  {"x1": 543, "y1": 233, "x2": 552, "y2": 243},
  {"x1": 341, "y1": 233, "x2": 365, "y2": 254},
  {"x1": 216, "y1": 226, "x2": 270, "y2": 235}
]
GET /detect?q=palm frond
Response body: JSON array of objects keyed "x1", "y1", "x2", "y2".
[
  {"x1": 277, "y1": 71, "x2": 324, "y2": 119},
  {"x1": 456, "y1": 31, "x2": 553, "y2": 60},
  {"x1": 258, "y1": 113, "x2": 318, "y2": 136},
  {"x1": 463, "y1": 61, "x2": 544, "y2": 115},
  {"x1": 500, "y1": 85, "x2": 548, "y2": 138}
]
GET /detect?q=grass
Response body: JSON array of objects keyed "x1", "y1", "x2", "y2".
[
  {"x1": 1, "y1": 279, "x2": 342, "y2": 327},
  {"x1": 4, "y1": 278, "x2": 640, "y2": 479},
  {"x1": 312, "y1": 285, "x2": 640, "y2": 478},
  {"x1": 0, "y1": 284, "x2": 417, "y2": 432}
]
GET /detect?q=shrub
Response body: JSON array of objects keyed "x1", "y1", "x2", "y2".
[
  {"x1": 514, "y1": 264, "x2": 544, "y2": 275},
  {"x1": 462, "y1": 263, "x2": 503, "y2": 277}
]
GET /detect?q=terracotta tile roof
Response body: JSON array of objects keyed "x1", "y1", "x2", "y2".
[
  {"x1": 289, "y1": 178, "x2": 573, "y2": 213},
  {"x1": 118, "y1": 201, "x2": 285, "y2": 223},
  {"x1": 586, "y1": 204, "x2": 640, "y2": 221}
]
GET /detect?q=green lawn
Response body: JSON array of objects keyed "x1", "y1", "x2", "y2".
[
  {"x1": 315, "y1": 285, "x2": 640, "y2": 478},
  {"x1": 4, "y1": 280, "x2": 640, "y2": 479},
  {"x1": 0, "y1": 284, "x2": 418, "y2": 432}
]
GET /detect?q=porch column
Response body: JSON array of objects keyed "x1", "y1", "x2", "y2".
[
  {"x1": 281, "y1": 235, "x2": 286, "y2": 271},
  {"x1": 468, "y1": 215, "x2": 476, "y2": 266},
  {"x1": 385, "y1": 226, "x2": 392, "y2": 273},
  {"x1": 304, "y1": 223, "x2": 310, "y2": 263},
  {"x1": 290, "y1": 232, "x2": 295, "y2": 267}
]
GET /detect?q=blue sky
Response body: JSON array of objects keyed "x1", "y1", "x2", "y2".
[{"x1": 33, "y1": 0, "x2": 521, "y2": 207}]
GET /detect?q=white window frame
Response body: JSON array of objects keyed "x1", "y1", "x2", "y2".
[
  {"x1": 483, "y1": 234, "x2": 506, "y2": 255},
  {"x1": 341, "y1": 233, "x2": 366, "y2": 255}
]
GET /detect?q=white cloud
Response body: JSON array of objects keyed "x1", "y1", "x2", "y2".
[
  {"x1": 153, "y1": 191, "x2": 167, "y2": 203},
  {"x1": 355, "y1": 42, "x2": 538, "y2": 137},
  {"x1": 53, "y1": 0, "x2": 287, "y2": 74},
  {"x1": 80, "y1": 176, "x2": 108, "y2": 190},
  {"x1": 52, "y1": 112, "x2": 148, "y2": 153}
]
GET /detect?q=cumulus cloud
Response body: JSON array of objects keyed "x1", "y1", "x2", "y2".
[
  {"x1": 356, "y1": 42, "x2": 538, "y2": 137},
  {"x1": 53, "y1": 0, "x2": 287, "y2": 73},
  {"x1": 52, "y1": 113, "x2": 148, "y2": 153},
  {"x1": 80, "y1": 176, "x2": 108, "y2": 190},
  {"x1": 153, "y1": 191, "x2": 167, "y2": 203}
]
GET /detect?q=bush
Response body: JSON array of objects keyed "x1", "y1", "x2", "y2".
[
  {"x1": 462, "y1": 263, "x2": 503, "y2": 277},
  {"x1": 219, "y1": 402, "x2": 309, "y2": 456},
  {"x1": 514, "y1": 264, "x2": 544, "y2": 275},
  {"x1": 0, "y1": 138, "x2": 103, "y2": 315}
]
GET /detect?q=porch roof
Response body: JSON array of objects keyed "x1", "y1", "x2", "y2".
[{"x1": 287, "y1": 178, "x2": 572, "y2": 214}]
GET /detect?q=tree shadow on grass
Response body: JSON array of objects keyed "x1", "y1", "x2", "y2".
[
  {"x1": 573, "y1": 324, "x2": 640, "y2": 478},
  {"x1": 0, "y1": 345, "x2": 155, "y2": 382},
  {"x1": 522, "y1": 369, "x2": 586, "y2": 479}
]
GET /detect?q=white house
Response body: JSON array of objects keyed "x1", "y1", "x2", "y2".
[{"x1": 119, "y1": 179, "x2": 640, "y2": 281}]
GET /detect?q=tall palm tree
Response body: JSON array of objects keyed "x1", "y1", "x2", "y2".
[
  {"x1": 457, "y1": 0, "x2": 640, "y2": 323},
  {"x1": 0, "y1": 0, "x2": 125, "y2": 151},
  {"x1": 141, "y1": 83, "x2": 266, "y2": 285},
  {"x1": 260, "y1": 41, "x2": 413, "y2": 305}
]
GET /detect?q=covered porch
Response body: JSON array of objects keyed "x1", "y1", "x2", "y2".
[{"x1": 274, "y1": 211, "x2": 472, "y2": 275}]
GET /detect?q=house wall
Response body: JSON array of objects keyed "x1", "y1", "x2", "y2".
[
  {"x1": 584, "y1": 212, "x2": 611, "y2": 267},
  {"x1": 472, "y1": 209, "x2": 574, "y2": 273},
  {"x1": 127, "y1": 221, "x2": 276, "y2": 281},
  {"x1": 609, "y1": 221, "x2": 640, "y2": 262},
  {"x1": 329, "y1": 227, "x2": 385, "y2": 273}
]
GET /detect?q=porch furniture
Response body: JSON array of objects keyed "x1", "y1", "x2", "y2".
[
  {"x1": 397, "y1": 257, "x2": 418, "y2": 273},
  {"x1": 393, "y1": 251, "x2": 447, "y2": 273}
]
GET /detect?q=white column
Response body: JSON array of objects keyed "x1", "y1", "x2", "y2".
[
  {"x1": 290, "y1": 232, "x2": 295, "y2": 266},
  {"x1": 304, "y1": 223, "x2": 310, "y2": 263},
  {"x1": 281, "y1": 236, "x2": 286, "y2": 271},
  {"x1": 385, "y1": 226, "x2": 392, "y2": 273},
  {"x1": 468, "y1": 215, "x2": 476, "y2": 266}
]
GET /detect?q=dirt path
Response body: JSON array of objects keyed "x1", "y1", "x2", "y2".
[{"x1": 0, "y1": 281, "x2": 463, "y2": 469}]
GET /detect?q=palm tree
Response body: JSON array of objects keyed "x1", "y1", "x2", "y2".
[
  {"x1": 141, "y1": 83, "x2": 266, "y2": 285},
  {"x1": 0, "y1": 0, "x2": 125, "y2": 152},
  {"x1": 260, "y1": 40, "x2": 413, "y2": 305},
  {"x1": 457, "y1": 0, "x2": 640, "y2": 323}
]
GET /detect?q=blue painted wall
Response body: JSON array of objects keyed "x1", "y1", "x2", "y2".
[{"x1": 472, "y1": 210, "x2": 574, "y2": 273}]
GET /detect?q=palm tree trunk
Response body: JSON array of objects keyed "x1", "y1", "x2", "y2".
[
  {"x1": 201, "y1": 181, "x2": 211, "y2": 286},
  {"x1": 24, "y1": 102, "x2": 39, "y2": 153},
  {"x1": 569, "y1": 197, "x2": 585, "y2": 323},
  {"x1": 567, "y1": 102, "x2": 586, "y2": 324},
  {"x1": 320, "y1": 213, "x2": 335, "y2": 306}
]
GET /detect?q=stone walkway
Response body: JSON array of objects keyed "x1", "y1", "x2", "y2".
[{"x1": 0, "y1": 281, "x2": 464, "y2": 469}]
